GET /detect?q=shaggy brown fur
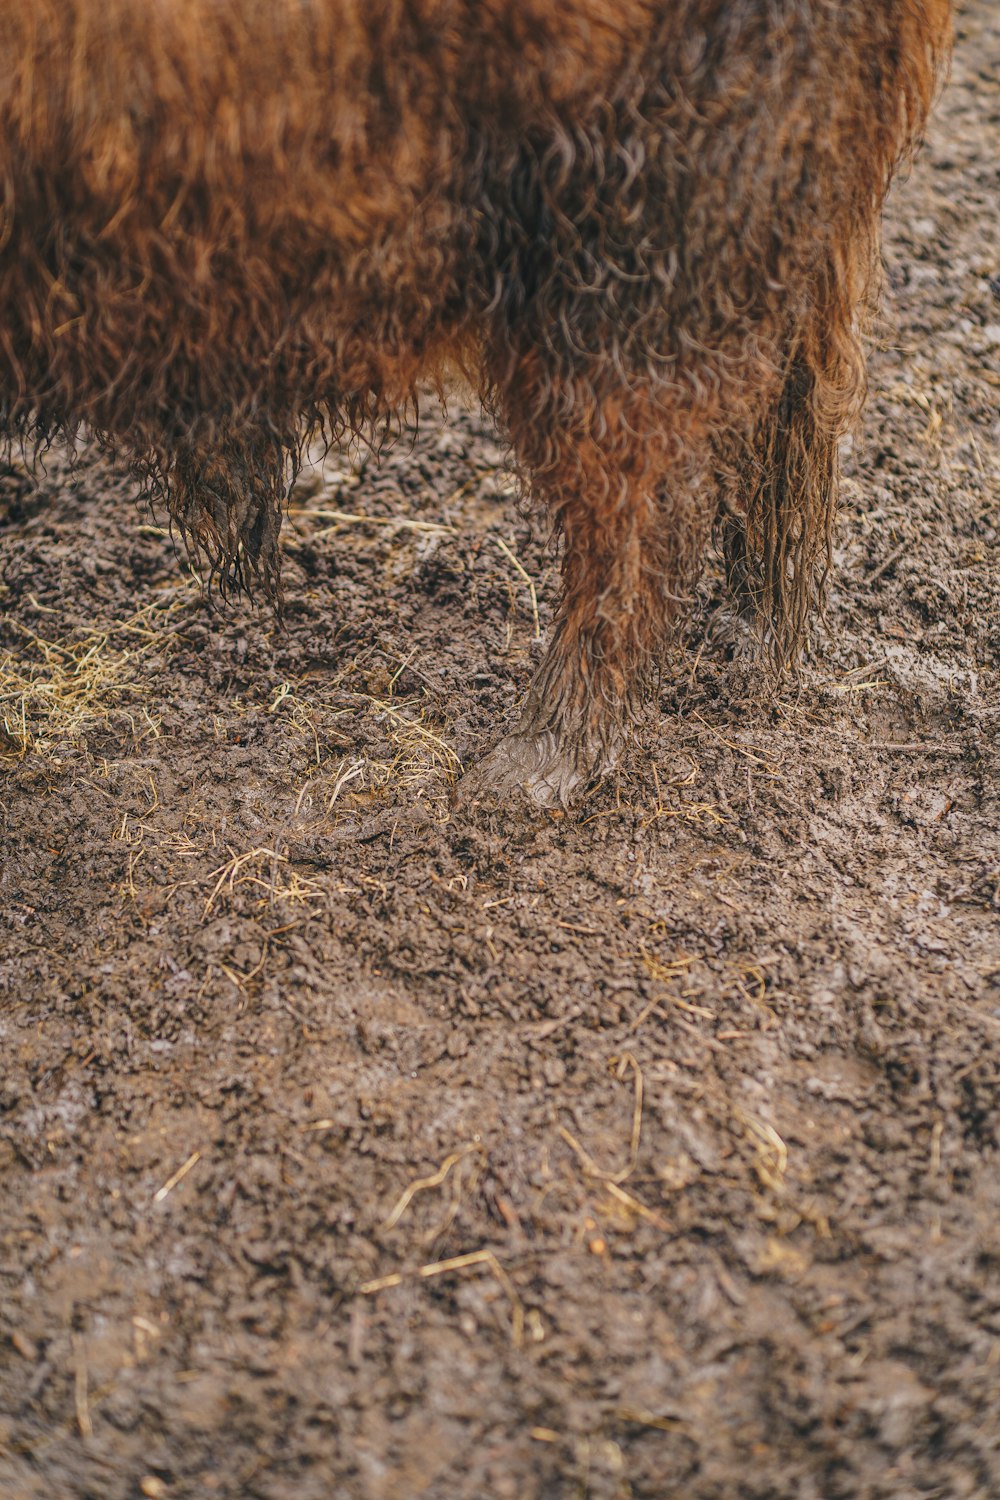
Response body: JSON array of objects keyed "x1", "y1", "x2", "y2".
[{"x1": 0, "y1": 0, "x2": 951, "y2": 803}]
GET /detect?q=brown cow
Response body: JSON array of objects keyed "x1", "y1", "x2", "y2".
[{"x1": 0, "y1": 0, "x2": 951, "y2": 802}]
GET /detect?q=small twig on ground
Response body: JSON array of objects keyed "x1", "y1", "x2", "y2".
[
  {"x1": 288, "y1": 506, "x2": 455, "y2": 537},
  {"x1": 383, "y1": 1142, "x2": 485, "y2": 1231},
  {"x1": 494, "y1": 535, "x2": 542, "y2": 640},
  {"x1": 152, "y1": 1150, "x2": 202, "y2": 1204},
  {"x1": 360, "y1": 1249, "x2": 525, "y2": 1348}
]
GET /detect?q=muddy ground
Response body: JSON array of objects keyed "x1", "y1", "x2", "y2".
[{"x1": 1, "y1": 9, "x2": 998, "y2": 1499}]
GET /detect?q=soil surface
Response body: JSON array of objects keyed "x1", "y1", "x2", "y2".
[{"x1": 1, "y1": 8, "x2": 998, "y2": 1498}]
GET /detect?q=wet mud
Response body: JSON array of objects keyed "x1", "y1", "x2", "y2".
[{"x1": 1, "y1": 6, "x2": 998, "y2": 1497}]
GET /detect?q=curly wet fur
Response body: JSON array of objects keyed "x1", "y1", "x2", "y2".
[{"x1": 0, "y1": 0, "x2": 951, "y2": 798}]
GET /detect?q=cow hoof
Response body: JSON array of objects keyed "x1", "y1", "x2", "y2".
[{"x1": 455, "y1": 729, "x2": 601, "y2": 811}]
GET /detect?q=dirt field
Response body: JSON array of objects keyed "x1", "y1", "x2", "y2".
[{"x1": 1, "y1": 7, "x2": 998, "y2": 1498}]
